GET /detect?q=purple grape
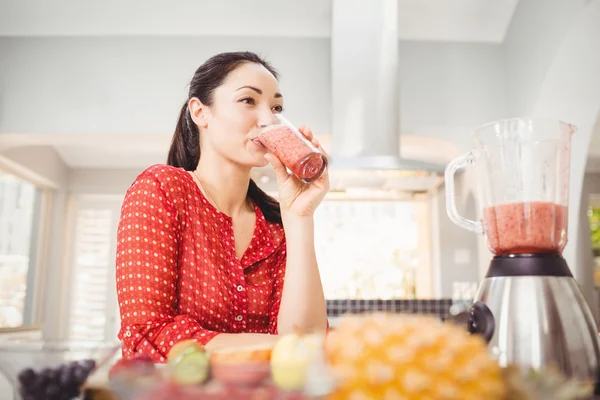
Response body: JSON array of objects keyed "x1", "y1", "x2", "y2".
[
  {"x1": 80, "y1": 359, "x2": 96, "y2": 373},
  {"x1": 17, "y1": 368, "x2": 36, "y2": 386},
  {"x1": 45, "y1": 383, "x2": 60, "y2": 397},
  {"x1": 31, "y1": 372, "x2": 47, "y2": 391},
  {"x1": 40, "y1": 367, "x2": 52, "y2": 378},
  {"x1": 16, "y1": 358, "x2": 98, "y2": 400},
  {"x1": 72, "y1": 365, "x2": 87, "y2": 386},
  {"x1": 19, "y1": 386, "x2": 31, "y2": 398},
  {"x1": 59, "y1": 365, "x2": 73, "y2": 387},
  {"x1": 47, "y1": 368, "x2": 60, "y2": 382},
  {"x1": 20, "y1": 384, "x2": 44, "y2": 400}
]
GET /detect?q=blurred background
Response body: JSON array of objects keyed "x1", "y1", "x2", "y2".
[{"x1": 0, "y1": 0, "x2": 599, "y2": 350}]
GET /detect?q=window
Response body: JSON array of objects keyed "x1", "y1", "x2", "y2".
[
  {"x1": 63, "y1": 191, "x2": 433, "y2": 340},
  {"x1": 65, "y1": 197, "x2": 122, "y2": 341},
  {"x1": 314, "y1": 198, "x2": 431, "y2": 299},
  {"x1": 0, "y1": 168, "x2": 44, "y2": 328}
]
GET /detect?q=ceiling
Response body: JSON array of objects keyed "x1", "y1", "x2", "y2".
[
  {"x1": 4, "y1": 1, "x2": 599, "y2": 176},
  {"x1": 0, "y1": 0, "x2": 521, "y2": 172},
  {"x1": 0, "y1": 0, "x2": 520, "y2": 43}
]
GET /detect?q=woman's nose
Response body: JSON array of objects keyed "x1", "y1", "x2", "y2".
[{"x1": 258, "y1": 111, "x2": 278, "y2": 128}]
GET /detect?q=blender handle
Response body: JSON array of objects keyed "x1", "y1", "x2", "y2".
[{"x1": 444, "y1": 152, "x2": 484, "y2": 235}]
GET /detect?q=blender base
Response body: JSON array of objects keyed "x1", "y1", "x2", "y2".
[{"x1": 469, "y1": 253, "x2": 600, "y2": 383}]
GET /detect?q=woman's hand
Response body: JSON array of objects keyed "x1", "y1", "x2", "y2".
[{"x1": 264, "y1": 125, "x2": 330, "y2": 218}]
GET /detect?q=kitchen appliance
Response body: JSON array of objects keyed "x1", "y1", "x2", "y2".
[{"x1": 445, "y1": 118, "x2": 600, "y2": 382}]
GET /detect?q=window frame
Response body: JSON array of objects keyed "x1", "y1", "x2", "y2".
[
  {"x1": 0, "y1": 161, "x2": 52, "y2": 328},
  {"x1": 61, "y1": 194, "x2": 123, "y2": 341},
  {"x1": 268, "y1": 190, "x2": 435, "y2": 300}
]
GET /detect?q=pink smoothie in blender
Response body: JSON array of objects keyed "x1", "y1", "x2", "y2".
[
  {"x1": 445, "y1": 119, "x2": 574, "y2": 257},
  {"x1": 443, "y1": 120, "x2": 600, "y2": 384},
  {"x1": 483, "y1": 201, "x2": 568, "y2": 254}
]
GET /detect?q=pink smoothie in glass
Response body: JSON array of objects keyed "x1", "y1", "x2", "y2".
[
  {"x1": 483, "y1": 201, "x2": 568, "y2": 255},
  {"x1": 257, "y1": 125, "x2": 327, "y2": 183}
]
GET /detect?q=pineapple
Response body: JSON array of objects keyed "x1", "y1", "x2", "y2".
[{"x1": 325, "y1": 313, "x2": 505, "y2": 400}]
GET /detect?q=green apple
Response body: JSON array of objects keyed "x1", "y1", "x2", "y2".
[
  {"x1": 270, "y1": 332, "x2": 325, "y2": 391},
  {"x1": 167, "y1": 339, "x2": 205, "y2": 364},
  {"x1": 167, "y1": 340, "x2": 209, "y2": 385},
  {"x1": 170, "y1": 350, "x2": 210, "y2": 385}
]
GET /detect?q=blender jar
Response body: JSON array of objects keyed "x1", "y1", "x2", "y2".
[
  {"x1": 257, "y1": 114, "x2": 328, "y2": 183},
  {"x1": 445, "y1": 118, "x2": 575, "y2": 255}
]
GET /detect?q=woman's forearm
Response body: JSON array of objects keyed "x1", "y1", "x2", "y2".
[
  {"x1": 204, "y1": 333, "x2": 279, "y2": 351},
  {"x1": 277, "y1": 214, "x2": 328, "y2": 334}
]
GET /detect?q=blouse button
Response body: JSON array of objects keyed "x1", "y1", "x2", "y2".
[
  {"x1": 237, "y1": 285, "x2": 244, "y2": 292},
  {"x1": 125, "y1": 330, "x2": 132, "y2": 337},
  {"x1": 235, "y1": 315, "x2": 243, "y2": 321}
]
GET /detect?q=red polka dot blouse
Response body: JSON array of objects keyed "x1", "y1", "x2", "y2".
[{"x1": 115, "y1": 164, "x2": 286, "y2": 362}]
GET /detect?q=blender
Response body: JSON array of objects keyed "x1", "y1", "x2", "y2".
[{"x1": 445, "y1": 118, "x2": 600, "y2": 382}]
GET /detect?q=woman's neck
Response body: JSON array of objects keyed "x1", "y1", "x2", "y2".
[{"x1": 194, "y1": 152, "x2": 252, "y2": 218}]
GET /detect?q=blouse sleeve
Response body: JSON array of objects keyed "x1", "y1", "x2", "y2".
[{"x1": 116, "y1": 171, "x2": 220, "y2": 362}]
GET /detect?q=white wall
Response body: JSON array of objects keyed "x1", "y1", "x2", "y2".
[
  {"x1": 532, "y1": 0, "x2": 600, "y2": 310},
  {"x1": 0, "y1": 37, "x2": 331, "y2": 136},
  {"x1": 504, "y1": 0, "x2": 590, "y2": 117},
  {"x1": 399, "y1": 41, "x2": 507, "y2": 149},
  {"x1": 68, "y1": 169, "x2": 142, "y2": 195},
  {"x1": 0, "y1": 37, "x2": 511, "y2": 146},
  {"x1": 0, "y1": 146, "x2": 68, "y2": 188},
  {"x1": 430, "y1": 172, "x2": 480, "y2": 298}
]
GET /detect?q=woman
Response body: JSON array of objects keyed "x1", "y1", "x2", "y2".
[{"x1": 115, "y1": 51, "x2": 329, "y2": 362}]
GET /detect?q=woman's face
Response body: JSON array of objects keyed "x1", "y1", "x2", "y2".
[{"x1": 196, "y1": 62, "x2": 284, "y2": 168}]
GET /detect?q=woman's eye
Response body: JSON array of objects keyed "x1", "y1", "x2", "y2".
[
  {"x1": 272, "y1": 105, "x2": 284, "y2": 113},
  {"x1": 240, "y1": 97, "x2": 255, "y2": 105}
]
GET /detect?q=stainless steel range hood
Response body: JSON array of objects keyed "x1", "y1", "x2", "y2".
[{"x1": 329, "y1": 0, "x2": 446, "y2": 193}]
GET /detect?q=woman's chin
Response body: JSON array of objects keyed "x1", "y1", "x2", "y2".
[
  {"x1": 253, "y1": 158, "x2": 270, "y2": 168},
  {"x1": 245, "y1": 155, "x2": 269, "y2": 169}
]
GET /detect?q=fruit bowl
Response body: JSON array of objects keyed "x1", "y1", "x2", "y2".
[
  {"x1": 108, "y1": 362, "x2": 336, "y2": 400},
  {"x1": 106, "y1": 341, "x2": 337, "y2": 400},
  {"x1": 0, "y1": 338, "x2": 121, "y2": 400}
]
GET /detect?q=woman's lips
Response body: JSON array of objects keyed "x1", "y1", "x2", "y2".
[{"x1": 252, "y1": 138, "x2": 265, "y2": 148}]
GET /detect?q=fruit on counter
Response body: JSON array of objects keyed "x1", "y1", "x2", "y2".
[
  {"x1": 17, "y1": 359, "x2": 96, "y2": 400},
  {"x1": 82, "y1": 386, "x2": 121, "y2": 400},
  {"x1": 169, "y1": 350, "x2": 210, "y2": 386},
  {"x1": 108, "y1": 353, "x2": 156, "y2": 381},
  {"x1": 210, "y1": 344, "x2": 273, "y2": 386},
  {"x1": 165, "y1": 339, "x2": 209, "y2": 385},
  {"x1": 270, "y1": 330, "x2": 326, "y2": 392},
  {"x1": 135, "y1": 379, "x2": 297, "y2": 400},
  {"x1": 167, "y1": 339, "x2": 205, "y2": 364},
  {"x1": 325, "y1": 313, "x2": 506, "y2": 400},
  {"x1": 106, "y1": 355, "x2": 160, "y2": 400}
]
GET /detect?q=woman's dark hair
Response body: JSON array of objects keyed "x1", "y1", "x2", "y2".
[{"x1": 167, "y1": 51, "x2": 281, "y2": 224}]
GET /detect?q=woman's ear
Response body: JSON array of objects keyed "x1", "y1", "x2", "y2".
[{"x1": 188, "y1": 97, "x2": 209, "y2": 129}]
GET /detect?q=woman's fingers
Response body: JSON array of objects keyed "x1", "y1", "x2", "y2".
[
  {"x1": 264, "y1": 153, "x2": 290, "y2": 184},
  {"x1": 298, "y1": 125, "x2": 314, "y2": 142},
  {"x1": 298, "y1": 125, "x2": 329, "y2": 159}
]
